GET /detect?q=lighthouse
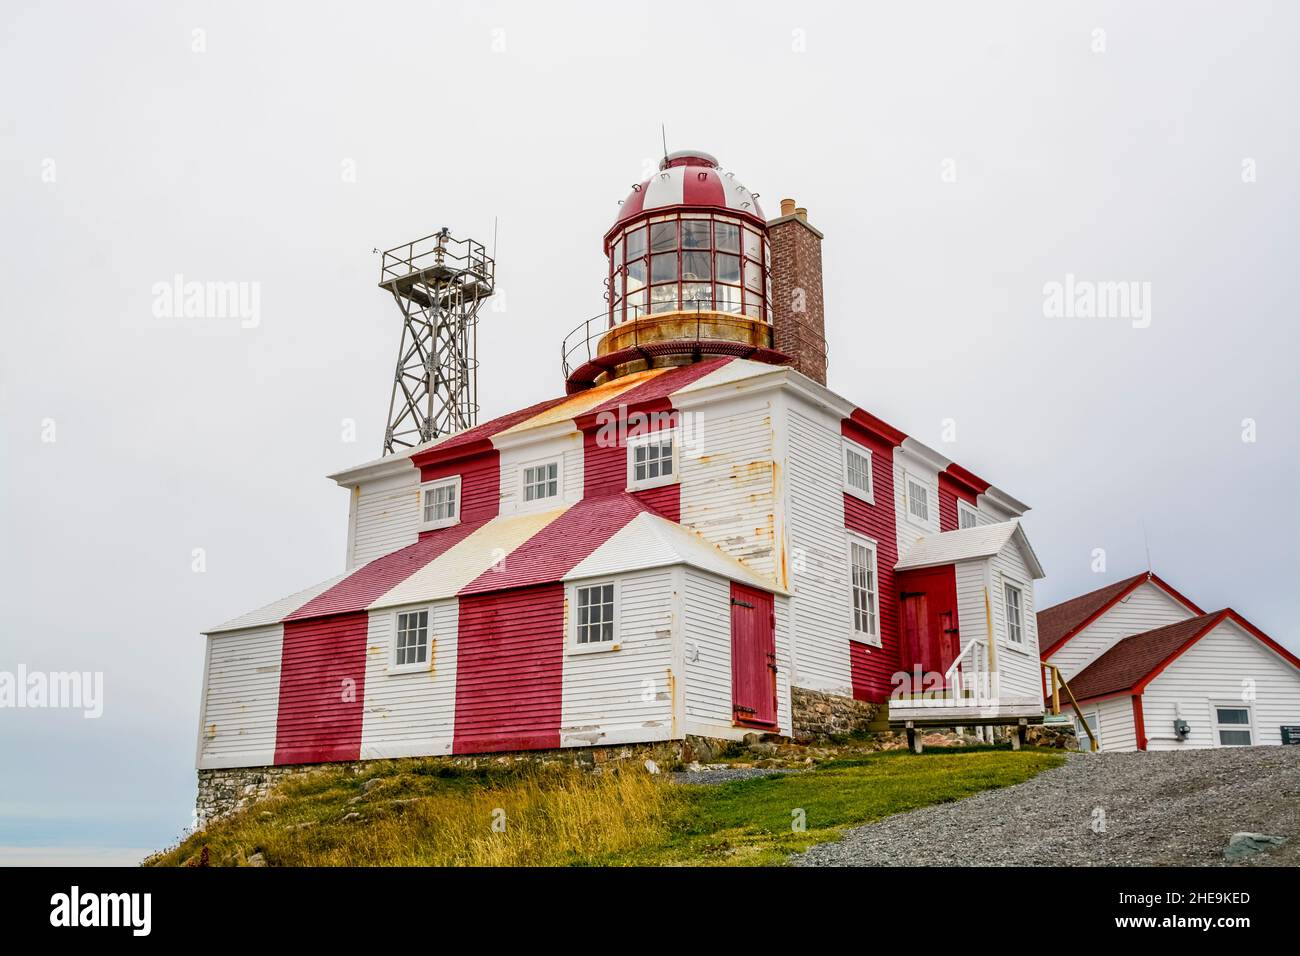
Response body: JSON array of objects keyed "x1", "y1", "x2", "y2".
[{"x1": 563, "y1": 150, "x2": 828, "y2": 392}]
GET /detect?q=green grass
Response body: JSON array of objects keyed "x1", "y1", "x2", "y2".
[
  {"x1": 602, "y1": 747, "x2": 1064, "y2": 865},
  {"x1": 146, "y1": 746, "x2": 1064, "y2": 867}
]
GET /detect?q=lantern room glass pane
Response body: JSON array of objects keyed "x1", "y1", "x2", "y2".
[
  {"x1": 650, "y1": 221, "x2": 677, "y2": 252},
  {"x1": 625, "y1": 288, "x2": 647, "y2": 319},
  {"x1": 716, "y1": 284, "x2": 742, "y2": 313},
  {"x1": 626, "y1": 258, "x2": 646, "y2": 291},
  {"x1": 743, "y1": 228, "x2": 761, "y2": 261},
  {"x1": 681, "y1": 282, "x2": 711, "y2": 309},
  {"x1": 613, "y1": 239, "x2": 623, "y2": 267},
  {"x1": 625, "y1": 227, "x2": 646, "y2": 260},
  {"x1": 744, "y1": 259, "x2": 763, "y2": 292},
  {"x1": 681, "y1": 220, "x2": 710, "y2": 249},
  {"x1": 743, "y1": 298, "x2": 763, "y2": 318},
  {"x1": 682, "y1": 251, "x2": 711, "y2": 281},
  {"x1": 651, "y1": 253, "x2": 677, "y2": 284},
  {"x1": 716, "y1": 221, "x2": 740, "y2": 253},
  {"x1": 716, "y1": 253, "x2": 740, "y2": 284},
  {"x1": 650, "y1": 284, "x2": 677, "y2": 312}
]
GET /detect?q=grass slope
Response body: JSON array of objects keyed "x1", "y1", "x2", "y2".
[{"x1": 148, "y1": 747, "x2": 1063, "y2": 867}]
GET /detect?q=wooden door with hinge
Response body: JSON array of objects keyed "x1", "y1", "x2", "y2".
[{"x1": 730, "y1": 583, "x2": 778, "y2": 729}]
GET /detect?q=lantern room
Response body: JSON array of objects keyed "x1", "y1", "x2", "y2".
[
  {"x1": 605, "y1": 150, "x2": 771, "y2": 324},
  {"x1": 562, "y1": 148, "x2": 828, "y2": 394}
]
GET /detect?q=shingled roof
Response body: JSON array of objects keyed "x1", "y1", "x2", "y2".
[
  {"x1": 1062, "y1": 612, "x2": 1225, "y2": 701},
  {"x1": 1037, "y1": 571, "x2": 1205, "y2": 657}
]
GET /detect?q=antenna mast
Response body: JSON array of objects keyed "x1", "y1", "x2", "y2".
[{"x1": 377, "y1": 228, "x2": 495, "y2": 455}]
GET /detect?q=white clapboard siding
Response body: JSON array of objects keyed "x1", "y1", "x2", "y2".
[
  {"x1": 681, "y1": 567, "x2": 793, "y2": 738},
  {"x1": 1049, "y1": 581, "x2": 1196, "y2": 681},
  {"x1": 198, "y1": 624, "x2": 283, "y2": 769},
  {"x1": 1089, "y1": 695, "x2": 1138, "y2": 752},
  {"x1": 1142, "y1": 620, "x2": 1300, "y2": 750},
  {"x1": 783, "y1": 401, "x2": 853, "y2": 695},
  {"x1": 989, "y1": 545, "x2": 1043, "y2": 701},
  {"x1": 349, "y1": 472, "x2": 421, "y2": 568},
  {"x1": 955, "y1": 561, "x2": 989, "y2": 654},
  {"x1": 497, "y1": 432, "x2": 584, "y2": 516},
  {"x1": 560, "y1": 568, "x2": 674, "y2": 747},
  {"x1": 679, "y1": 394, "x2": 778, "y2": 578},
  {"x1": 894, "y1": 450, "x2": 941, "y2": 561},
  {"x1": 359, "y1": 600, "x2": 459, "y2": 759}
]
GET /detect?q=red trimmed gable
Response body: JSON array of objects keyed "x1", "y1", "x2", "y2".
[
  {"x1": 1038, "y1": 572, "x2": 1205, "y2": 659},
  {"x1": 1060, "y1": 611, "x2": 1223, "y2": 702}
]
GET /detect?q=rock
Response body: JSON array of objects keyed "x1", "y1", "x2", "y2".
[
  {"x1": 362, "y1": 778, "x2": 383, "y2": 793},
  {"x1": 246, "y1": 852, "x2": 267, "y2": 867},
  {"x1": 347, "y1": 795, "x2": 364, "y2": 805},
  {"x1": 1225, "y1": 832, "x2": 1288, "y2": 862},
  {"x1": 644, "y1": 759, "x2": 660, "y2": 775},
  {"x1": 283, "y1": 821, "x2": 314, "y2": 832},
  {"x1": 342, "y1": 812, "x2": 363, "y2": 823},
  {"x1": 742, "y1": 733, "x2": 762, "y2": 747}
]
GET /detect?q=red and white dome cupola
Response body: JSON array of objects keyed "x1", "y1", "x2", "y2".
[
  {"x1": 607, "y1": 150, "x2": 766, "y2": 238},
  {"x1": 605, "y1": 150, "x2": 772, "y2": 327}
]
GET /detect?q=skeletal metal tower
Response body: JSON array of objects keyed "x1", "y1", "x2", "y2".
[{"x1": 378, "y1": 228, "x2": 495, "y2": 454}]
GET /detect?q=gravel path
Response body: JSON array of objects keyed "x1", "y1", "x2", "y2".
[
  {"x1": 670, "y1": 766, "x2": 803, "y2": 786},
  {"x1": 793, "y1": 747, "x2": 1300, "y2": 866}
]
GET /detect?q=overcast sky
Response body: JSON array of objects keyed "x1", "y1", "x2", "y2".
[{"x1": 2, "y1": 1, "x2": 1296, "y2": 864}]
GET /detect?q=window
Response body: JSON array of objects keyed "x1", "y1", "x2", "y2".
[
  {"x1": 957, "y1": 500, "x2": 981, "y2": 529},
  {"x1": 419, "y1": 476, "x2": 460, "y2": 530},
  {"x1": 606, "y1": 212, "x2": 768, "y2": 323},
  {"x1": 1004, "y1": 582, "x2": 1024, "y2": 644},
  {"x1": 574, "y1": 582, "x2": 617, "y2": 646},
  {"x1": 843, "y1": 440, "x2": 874, "y2": 502},
  {"x1": 628, "y1": 431, "x2": 676, "y2": 489},
  {"x1": 392, "y1": 608, "x2": 429, "y2": 669},
  {"x1": 849, "y1": 535, "x2": 880, "y2": 644},
  {"x1": 1214, "y1": 706, "x2": 1253, "y2": 746},
  {"x1": 905, "y1": 474, "x2": 931, "y2": 524},
  {"x1": 522, "y1": 460, "x2": 560, "y2": 503},
  {"x1": 1076, "y1": 712, "x2": 1101, "y2": 752}
]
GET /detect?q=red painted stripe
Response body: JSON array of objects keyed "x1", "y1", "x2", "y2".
[
  {"x1": 458, "y1": 494, "x2": 646, "y2": 596},
  {"x1": 274, "y1": 613, "x2": 369, "y2": 765},
  {"x1": 419, "y1": 448, "x2": 500, "y2": 528},
  {"x1": 633, "y1": 483, "x2": 681, "y2": 522},
  {"x1": 453, "y1": 584, "x2": 564, "y2": 754},
  {"x1": 938, "y1": 472, "x2": 979, "y2": 533},
  {"x1": 284, "y1": 519, "x2": 485, "y2": 621},
  {"x1": 850, "y1": 640, "x2": 893, "y2": 702},
  {"x1": 682, "y1": 167, "x2": 727, "y2": 209},
  {"x1": 841, "y1": 419, "x2": 902, "y2": 704}
]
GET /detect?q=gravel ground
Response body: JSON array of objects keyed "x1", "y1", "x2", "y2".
[
  {"x1": 670, "y1": 766, "x2": 803, "y2": 786},
  {"x1": 793, "y1": 747, "x2": 1300, "y2": 867}
]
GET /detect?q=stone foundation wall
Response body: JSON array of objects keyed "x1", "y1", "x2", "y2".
[
  {"x1": 790, "y1": 686, "x2": 878, "y2": 740},
  {"x1": 196, "y1": 739, "x2": 702, "y2": 827}
]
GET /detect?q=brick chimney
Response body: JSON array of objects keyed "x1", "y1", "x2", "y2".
[{"x1": 768, "y1": 198, "x2": 827, "y2": 385}]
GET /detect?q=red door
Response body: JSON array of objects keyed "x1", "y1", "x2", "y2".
[
  {"x1": 730, "y1": 583, "x2": 777, "y2": 729},
  {"x1": 897, "y1": 566, "x2": 960, "y2": 685}
]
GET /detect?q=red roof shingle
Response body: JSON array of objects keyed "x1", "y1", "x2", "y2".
[
  {"x1": 1036, "y1": 572, "x2": 1150, "y2": 655},
  {"x1": 1060, "y1": 611, "x2": 1225, "y2": 702}
]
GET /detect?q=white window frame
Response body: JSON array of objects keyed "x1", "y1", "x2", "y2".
[
  {"x1": 846, "y1": 532, "x2": 882, "y2": 647},
  {"x1": 1212, "y1": 702, "x2": 1254, "y2": 747},
  {"x1": 1003, "y1": 578, "x2": 1026, "y2": 647},
  {"x1": 520, "y1": 456, "x2": 562, "y2": 506},
  {"x1": 568, "y1": 579, "x2": 621, "y2": 654},
  {"x1": 626, "y1": 430, "x2": 679, "y2": 491},
  {"x1": 1076, "y1": 710, "x2": 1102, "y2": 752},
  {"x1": 903, "y1": 471, "x2": 932, "y2": 526},
  {"x1": 957, "y1": 499, "x2": 981, "y2": 530},
  {"x1": 842, "y1": 439, "x2": 874, "y2": 504},
  {"x1": 418, "y1": 475, "x2": 461, "y2": 531},
  {"x1": 389, "y1": 606, "x2": 431, "y2": 673}
]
